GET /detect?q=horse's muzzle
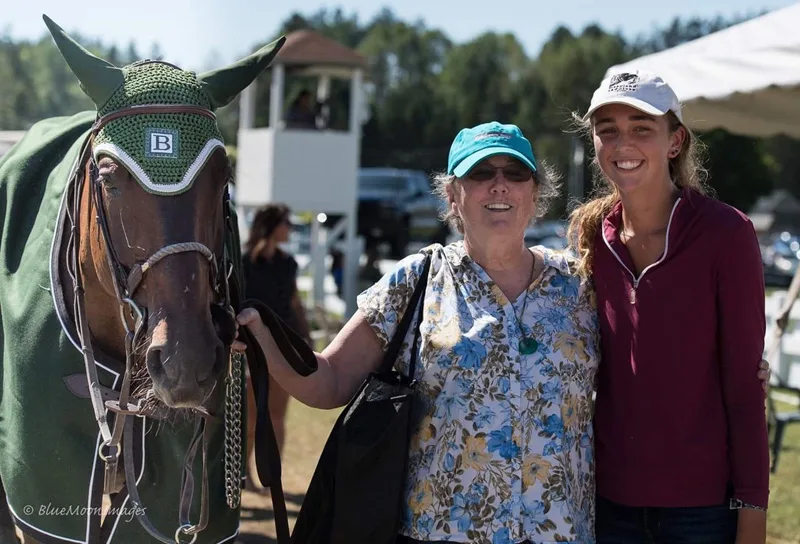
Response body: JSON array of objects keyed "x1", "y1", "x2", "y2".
[{"x1": 144, "y1": 310, "x2": 226, "y2": 408}]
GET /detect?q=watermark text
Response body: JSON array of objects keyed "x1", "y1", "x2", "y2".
[{"x1": 22, "y1": 503, "x2": 145, "y2": 522}]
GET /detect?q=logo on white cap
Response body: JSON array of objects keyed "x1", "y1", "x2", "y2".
[
  {"x1": 608, "y1": 73, "x2": 640, "y2": 93},
  {"x1": 584, "y1": 70, "x2": 683, "y2": 123}
]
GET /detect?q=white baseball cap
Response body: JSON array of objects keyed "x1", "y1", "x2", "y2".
[{"x1": 583, "y1": 70, "x2": 683, "y2": 123}]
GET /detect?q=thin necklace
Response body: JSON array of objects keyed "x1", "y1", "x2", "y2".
[{"x1": 515, "y1": 251, "x2": 539, "y2": 355}]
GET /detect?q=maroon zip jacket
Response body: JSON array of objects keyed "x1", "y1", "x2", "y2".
[{"x1": 592, "y1": 186, "x2": 770, "y2": 509}]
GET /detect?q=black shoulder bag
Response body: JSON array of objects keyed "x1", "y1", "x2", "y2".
[{"x1": 292, "y1": 253, "x2": 432, "y2": 544}]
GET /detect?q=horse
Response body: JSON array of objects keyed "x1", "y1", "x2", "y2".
[{"x1": 0, "y1": 15, "x2": 316, "y2": 544}]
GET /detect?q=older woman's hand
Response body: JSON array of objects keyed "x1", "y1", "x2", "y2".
[
  {"x1": 758, "y1": 359, "x2": 771, "y2": 397},
  {"x1": 232, "y1": 308, "x2": 268, "y2": 353}
]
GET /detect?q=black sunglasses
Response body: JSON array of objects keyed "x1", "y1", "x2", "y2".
[{"x1": 465, "y1": 165, "x2": 534, "y2": 183}]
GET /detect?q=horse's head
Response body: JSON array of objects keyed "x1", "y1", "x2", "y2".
[
  {"x1": 88, "y1": 135, "x2": 232, "y2": 410},
  {"x1": 45, "y1": 16, "x2": 285, "y2": 409}
]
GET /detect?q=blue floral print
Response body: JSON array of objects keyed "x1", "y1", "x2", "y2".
[{"x1": 357, "y1": 242, "x2": 600, "y2": 543}]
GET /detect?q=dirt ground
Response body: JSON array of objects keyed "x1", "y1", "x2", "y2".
[{"x1": 235, "y1": 400, "x2": 341, "y2": 543}]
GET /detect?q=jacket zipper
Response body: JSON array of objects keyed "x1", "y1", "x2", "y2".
[{"x1": 602, "y1": 198, "x2": 681, "y2": 304}]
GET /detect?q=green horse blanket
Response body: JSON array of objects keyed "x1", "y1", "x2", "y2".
[{"x1": 0, "y1": 111, "x2": 245, "y2": 543}]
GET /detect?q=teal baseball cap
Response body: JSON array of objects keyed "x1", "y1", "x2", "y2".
[{"x1": 447, "y1": 121, "x2": 537, "y2": 177}]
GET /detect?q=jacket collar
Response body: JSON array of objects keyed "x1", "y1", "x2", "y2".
[
  {"x1": 602, "y1": 185, "x2": 700, "y2": 236},
  {"x1": 600, "y1": 185, "x2": 702, "y2": 269}
]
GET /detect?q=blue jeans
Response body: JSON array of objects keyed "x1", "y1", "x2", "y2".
[{"x1": 596, "y1": 495, "x2": 738, "y2": 544}]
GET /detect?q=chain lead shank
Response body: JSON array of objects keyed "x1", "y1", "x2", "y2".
[{"x1": 224, "y1": 351, "x2": 244, "y2": 508}]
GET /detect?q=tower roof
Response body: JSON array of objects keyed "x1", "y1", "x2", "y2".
[{"x1": 276, "y1": 30, "x2": 367, "y2": 69}]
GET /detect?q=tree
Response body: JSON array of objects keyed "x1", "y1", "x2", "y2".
[
  {"x1": 0, "y1": 8, "x2": 792, "y2": 219},
  {"x1": 535, "y1": 25, "x2": 628, "y2": 130},
  {"x1": 148, "y1": 43, "x2": 164, "y2": 61},
  {"x1": 125, "y1": 41, "x2": 140, "y2": 64},
  {"x1": 513, "y1": 25, "x2": 629, "y2": 215},
  {"x1": 357, "y1": 11, "x2": 455, "y2": 169},
  {"x1": 438, "y1": 32, "x2": 527, "y2": 127},
  {"x1": 763, "y1": 135, "x2": 800, "y2": 202},
  {"x1": 700, "y1": 130, "x2": 774, "y2": 212},
  {"x1": 359, "y1": 11, "x2": 451, "y2": 105}
]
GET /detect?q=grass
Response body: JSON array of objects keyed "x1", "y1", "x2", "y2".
[
  {"x1": 765, "y1": 283, "x2": 800, "y2": 542},
  {"x1": 768, "y1": 399, "x2": 800, "y2": 543}
]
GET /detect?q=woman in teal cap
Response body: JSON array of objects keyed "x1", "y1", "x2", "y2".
[{"x1": 239, "y1": 121, "x2": 598, "y2": 542}]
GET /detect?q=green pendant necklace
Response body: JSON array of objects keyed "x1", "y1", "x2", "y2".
[
  {"x1": 515, "y1": 251, "x2": 539, "y2": 355},
  {"x1": 519, "y1": 336, "x2": 539, "y2": 355}
]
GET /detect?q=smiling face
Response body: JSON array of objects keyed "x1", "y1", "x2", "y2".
[
  {"x1": 591, "y1": 103, "x2": 686, "y2": 197},
  {"x1": 447, "y1": 155, "x2": 538, "y2": 247}
]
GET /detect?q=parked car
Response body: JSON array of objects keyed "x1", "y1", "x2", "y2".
[
  {"x1": 355, "y1": 167, "x2": 447, "y2": 257},
  {"x1": 761, "y1": 231, "x2": 800, "y2": 288},
  {"x1": 524, "y1": 220, "x2": 568, "y2": 251}
]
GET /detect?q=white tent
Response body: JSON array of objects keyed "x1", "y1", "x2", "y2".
[{"x1": 605, "y1": 2, "x2": 800, "y2": 138}]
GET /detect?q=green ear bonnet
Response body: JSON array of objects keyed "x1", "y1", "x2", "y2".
[
  {"x1": 91, "y1": 61, "x2": 224, "y2": 194},
  {"x1": 42, "y1": 14, "x2": 285, "y2": 196}
]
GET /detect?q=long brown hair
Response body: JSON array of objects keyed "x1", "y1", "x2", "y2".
[
  {"x1": 244, "y1": 203, "x2": 291, "y2": 261},
  {"x1": 567, "y1": 110, "x2": 709, "y2": 279}
]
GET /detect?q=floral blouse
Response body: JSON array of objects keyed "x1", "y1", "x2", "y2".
[{"x1": 357, "y1": 241, "x2": 600, "y2": 544}]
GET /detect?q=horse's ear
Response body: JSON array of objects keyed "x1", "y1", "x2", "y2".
[
  {"x1": 197, "y1": 36, "x2": 286, "y2": 110},
  {"x1": 42, "y1": 14, "x2": 124, "y2": 109}
]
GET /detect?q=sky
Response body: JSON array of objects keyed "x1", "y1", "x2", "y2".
[{"x1": 3, "y1": 0, "x2": 797, "y2": 71}]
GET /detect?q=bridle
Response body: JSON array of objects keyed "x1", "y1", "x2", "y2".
[{"x1": 67, "y1": 103, "x2": 243, "y2": 544}]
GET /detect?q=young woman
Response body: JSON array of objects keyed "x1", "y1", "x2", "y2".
[
  {"x1": 241, "y1": 203, "x2": 311, "y2": 491},
  {"x1": 569, "y1": 70, "x2": 770, "y2": 543}
]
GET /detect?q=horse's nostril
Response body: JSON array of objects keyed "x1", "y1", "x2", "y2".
[{"x1": 146, "y1": 347, "x2": 164, "y2": 374}]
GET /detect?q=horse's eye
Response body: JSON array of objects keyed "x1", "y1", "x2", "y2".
[{"x1": 99, "y1": 176, "x2": 120, "y2": 197}]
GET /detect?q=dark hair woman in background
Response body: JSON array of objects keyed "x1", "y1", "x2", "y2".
[{"x1": 242, "y1": 203, "x2": 311, "y2": 491}]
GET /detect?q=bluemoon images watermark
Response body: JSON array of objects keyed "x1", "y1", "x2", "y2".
[{"x1": 23, "y1": 503, "x2": 145, "y2": 522}]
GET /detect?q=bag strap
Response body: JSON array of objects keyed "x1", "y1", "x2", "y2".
[{"x1": 379, "y1": 253, "x2": 432, "y2": 378}]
